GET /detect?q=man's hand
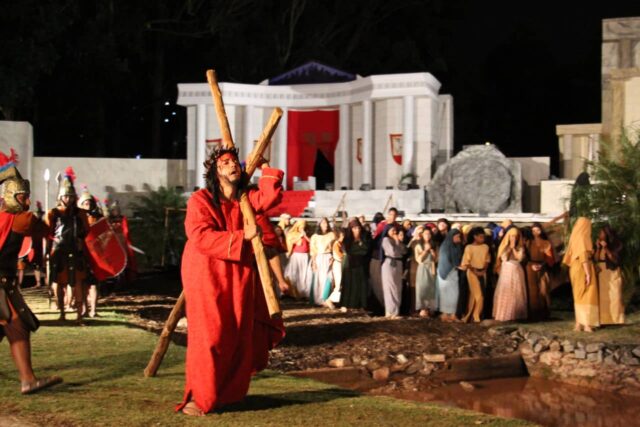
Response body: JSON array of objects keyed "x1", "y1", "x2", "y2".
[
  {"x1": 585, "y1": 272, "x2": 591, "y2": 287},
  {"x1": 258, "y1": 156, "x2": 270, "y2": 170},
  {"x1": 278, "y1": 280, "x2": 290, "y2": 293},
  {"x1": 243, "y1": 223, "x2": 260, "y2": 241}
]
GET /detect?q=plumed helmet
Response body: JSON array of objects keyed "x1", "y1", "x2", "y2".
[
  {"x1": 109, "y1": 200, "x2": 121, "y2": 216},
  {"x1": 77, "y1": 185, "x2": 93, "y2": 208},
  {"x1": 58, "y1": 167, "x2": 77, "y2": 200},
  {"x1": 0, "y1": 149, "x2": 30, "y2": 213}
]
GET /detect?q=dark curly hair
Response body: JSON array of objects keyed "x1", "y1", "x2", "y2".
[{"x1": 203, "y1": 146, "x2": 248, "y2": 207}]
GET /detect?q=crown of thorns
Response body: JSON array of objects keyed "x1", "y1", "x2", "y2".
[{"x1": 204, "y1": 146, "x2": 240, "y2": 171}]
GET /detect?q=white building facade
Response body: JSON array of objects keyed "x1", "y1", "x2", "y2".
[{"x1": 177, "y1": 64, "x2": 453, "y2": 192}]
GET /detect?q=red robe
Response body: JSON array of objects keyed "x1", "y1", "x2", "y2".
[{"x1": 178, "y1": 168, "x2": 286, "y2": 413}]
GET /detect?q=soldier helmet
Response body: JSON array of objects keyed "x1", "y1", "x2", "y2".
[
  {"x1": 77, "y1": 185, "x2": 94, "y2": 208},
  {"x1": 0, "y1": 149, "x2": 30, "y2": 213},
  {"x1": 58, "y1": 167, "x2": 77, "y2": 200}
]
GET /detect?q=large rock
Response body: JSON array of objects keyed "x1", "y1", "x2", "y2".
[{"x1": 427, "y1": 144, "x2": 522, "y2": 213}]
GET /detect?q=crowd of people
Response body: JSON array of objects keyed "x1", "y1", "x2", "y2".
[{"x1": 274, "y1": 208, "x2": 626, "y2": 331}]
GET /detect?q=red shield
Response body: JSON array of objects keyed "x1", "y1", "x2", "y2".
[
  {"x1": 18, "y1": 236, "x2": 32, "y2": 259},
  {"x1": 85, "y1": 218, "x2": 127, "y2": 281},
  {"x1": 389, "y1": 134, "x2": 403, "y2": 165}
]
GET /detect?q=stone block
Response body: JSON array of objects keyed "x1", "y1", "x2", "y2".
[
  {"x1": 562, "y1": 340, "x2": 575, "y2": 353},
  {"x1": 574, "y1": 349, "x2": 587, "y2": 360},
  {"x1": 328, "y1": 358, "x2": 348, "y2": 368},
  {"x1": 372, "y1": 367, "x2": 390, "y2": 381},
  {"x1": 426, "y1": 144, "x2": 522, "y2": 213},
  {"x1": 540, "y1": 351, "x2": 563, "y2": 365},
  {"x1": 533, "y1": 342, "x2": 549, "y2": 353},
  {"x1": 632, "y1": 347, "x2": 640, "y2": 359},
  {"x1": 423, "y1": 354, "x2": 446, "y2": 363},
  {"x1": 586, "y1": 351, "x2": 604, "y2": 363},
  {"x1": 572, "y1": 367, "x2": 597, "y2": 377},
  {"x1": 585, "y1": 343, "x2": 605, "y2": 353},
  {"x1": 549, "y1": 341, "x2": 562, "y2": 352}
]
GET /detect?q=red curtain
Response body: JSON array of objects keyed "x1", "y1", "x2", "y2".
[{"x1": 287, "y1": 110, "x2": 339, "y2": 189}]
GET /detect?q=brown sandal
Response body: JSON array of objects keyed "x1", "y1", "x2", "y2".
[
  {"x1": 21, "y1": 376, "x2": 63, "y2": 395},
  {"x1": 182, "y1": 401, "x2": 205, "y2": 417}
]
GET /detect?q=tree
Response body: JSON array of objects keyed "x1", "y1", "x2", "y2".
[{"x1": 572, "y1": 131, "x2": 640, "y2": 303}]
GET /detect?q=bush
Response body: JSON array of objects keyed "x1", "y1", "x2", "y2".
[
  {"x1": 129, "y1": 187, "x2": 187, "y2": 268},
  {"x1": 572, "y1": 132, "x2": 640, "y2": 304}
]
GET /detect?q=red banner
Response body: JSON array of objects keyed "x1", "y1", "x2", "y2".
[
  {"x1": 287, "y1": 110, "x2": 339, "y2": 189},
  {"x1": 389, "y1": 133, "x2": 403, "y2": 165}
]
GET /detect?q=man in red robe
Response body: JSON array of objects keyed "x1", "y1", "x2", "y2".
[
  {"x1": 178, "y1": 146, "x2": 285, "y2": 416},
  {"x1": 0, "y1": 150, "x2": 63, "y2": 394}
]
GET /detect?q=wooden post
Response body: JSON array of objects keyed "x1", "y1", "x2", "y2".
[
  {"x1": 144, "y1": 70, "x2": 284, "y2": 377},
  {"x1": 144, "y1": 292, "x2": 185, "y2": 377}
]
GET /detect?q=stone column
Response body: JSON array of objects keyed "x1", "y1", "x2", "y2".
[
  {"x1": 338, "y1": 104, "x2": 351, "y2": 189},
  {"x1": 244, "y1": 105, "x2": 254, "y2": 159},
  {"x1": 402, "y1": 95, "x2": 415, "y2": 177},
  {"x1": 195, "y1": 104, "x2": 207, "y2": 189},
  {"x1": 186, "y1": 106, "x2": 197, "y2": 190},
  {"x1": 277, "y1": 107, "x2": 289, "y2": 189},
  {"x1": 362, "y1": 100, "x2": 373, "y2": 189}
]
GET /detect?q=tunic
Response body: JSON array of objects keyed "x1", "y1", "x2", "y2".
[
  {"x1": 596, "y1": 250, "x2": 624, "y2": 325},
  {"x1": 493, "y1": 248, "x2": 528, "y2": 321},
  {"x1": 460, "y1": 244, "x2": 491, "y2": 323},
  {"x1": 414, "y1": 242, "x2": 437, "y2": 311},
  {"x1": 568, "y1": 251, "x2": 599, "y2": 327},
  {"x1": 525, "y1": 238, "x2": 554, "y2": 320},
  {"x1": 285, "y1": 238, "x2": 311, "y2": 298},
  {"x1": 178, "y1": 167, "x2": 286, "y2": 413},
  {"x1": 0, "y1": 211, "x2": 45, "y2": 340},
  {"x1": 381, "y1": 237, "x2": 407, "y2": 316},
  {"x1": 309, "y1": 232, "x2": 335, "y2": 305},
  {"x1": 339, "y1": 239, "x2": 369, "y2": 309}
]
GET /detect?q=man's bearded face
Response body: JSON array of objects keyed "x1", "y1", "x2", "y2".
[
  {"x1": 216, "y1": 153, "x2": 241, "y2": 185},
  {"x1": 61, "y1": 195, "x2": 76, "y2": 208}
]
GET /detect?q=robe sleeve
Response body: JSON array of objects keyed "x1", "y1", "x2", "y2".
[
  {"x1": 483, "y1": 245, "x2": 491, "y2": 266},
  {"x1": 184, "y1": 196, "x2": 244, "y2": 262},
  {"x1": 460, "y1": 246, "x2": 472, "y2": 268},
  {"x1": 248, "y1": 167, "x2": 284, "y2": 214}
]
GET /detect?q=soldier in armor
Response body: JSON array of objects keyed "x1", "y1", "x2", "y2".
[
  {"x1": 0, "y1": 149, "x2": 63, "y2": 394},
  {"x1": 107, "y1": 200, "x2": 137, "y2": 284},
  {"x1": 16, "y1": 201, "x2": 46, "y2": 289},
  {"x1": 78, "y1": 187, "x2": 103, "y2": 318},
  {"x1": 45, "y1": 168, "x2": 90, "y2": 323}
]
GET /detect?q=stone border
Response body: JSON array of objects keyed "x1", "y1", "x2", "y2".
[{"x1": 490, "y1": 326, "x2": 640, "y2": 395}]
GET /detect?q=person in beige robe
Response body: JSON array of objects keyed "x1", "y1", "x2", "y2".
[
  {"x1": 460, "y1": 227, "x2": 491, "y2": 323},
  {"x1": 595, "y1": 224, "x2": 625, "y2": 325},
  {"x1": 562, "y1": 217, "x2": 599, "y2": 332}
]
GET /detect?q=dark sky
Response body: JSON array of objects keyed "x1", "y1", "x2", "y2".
[{"x1": 2, "y1": 1, "x2": 639, "y2": 177}]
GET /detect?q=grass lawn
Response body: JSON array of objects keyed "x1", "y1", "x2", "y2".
[
  {"x1": 514, "y1": 310, "x2": 640, "y2": 346},
  {"x1": 0, "y1": 289, "x2": 534, "y2": 426}
]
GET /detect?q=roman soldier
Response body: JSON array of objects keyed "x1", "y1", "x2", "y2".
[
  {"x1": 0, "y1": 149, "x2": 63, "y2": 394},
  {"x1": 106, "y1": 200, "x2": 137, "y2": 283},
  {"x1": 78, "y1": 187, "x2": 103, "y2": 318},
  {"x1": 46, "y1": 167, "x2": 90, "y2": 323},
  {"x1": 16, "y1": 201, "x2": 46, "y2": 288}
]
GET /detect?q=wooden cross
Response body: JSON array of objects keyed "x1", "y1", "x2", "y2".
[{"x1": 144, "y1": 70, "x2": 283, "y2": 377}]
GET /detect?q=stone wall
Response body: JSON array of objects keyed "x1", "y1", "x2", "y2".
[
  {"x1": 601, "y1": 17, "x2": 640, "y2": 148},
  {"x1": 499, "y1": 327, "x2": 640, "y2": 396}
]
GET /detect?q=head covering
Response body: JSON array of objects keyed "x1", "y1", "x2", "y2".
[
  {"x1": 109, "y1": 200, "x2": 122, "y2": 217},
  {"x1": 451, "y1": 222, "x2": 462, "y2": 231},
  {"x1": 437, "y1": 229, "x2": 463, "y2": 278},
  {"x1": 600, "y1": 223, "x2": 623, "y2": 270},
  {"x1": 562, "y1": 217, "x2": 593, "y2": 266},
  {"x1": 0, "y1": 149, "x2": 30, "y2": 213},
  {"x1": 495, "y1": 227, "x2": 522, "y2": 272},
  {"x1": 497, "y1": 227, "x2": 522, "y2": 259},
  {"x1": 461, "y1": 224, "x2": 472, "y2": 236},
  {"x1": 286, "y1": 219, "x2": 307, "y2": 251},
  {"x1": 425, "y1": 222, "x2": 437, "y2": 232}
]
